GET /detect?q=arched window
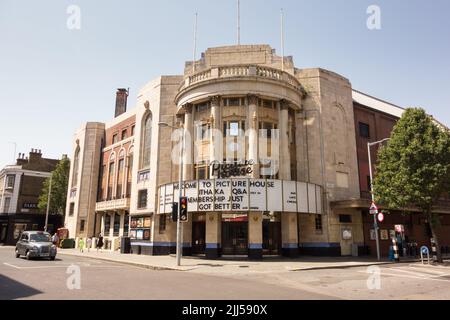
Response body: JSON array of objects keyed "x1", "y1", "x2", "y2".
[
  {"x1": 72, "y1": 146, "x2": 80, "y2": 187},
  {"x1": 116, "y1": 149, "x2": 125, "y2": 199},
  {"x1": 107, "y1": 153, "x2": 116, "y2": 200},
  {"x1": 141, "y1": 113, "x2": 152, "y2": 169}
]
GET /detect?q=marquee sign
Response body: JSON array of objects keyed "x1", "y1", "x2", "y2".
[{"x1": 158, "y1": 179, "x2": 323, "y2": 215}]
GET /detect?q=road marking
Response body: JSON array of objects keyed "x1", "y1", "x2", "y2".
[
  {"x1": 3, "y1": 263, "x2": 21, "y2": 269},
  {"x1": 357, "y1": 270, "x2": 450, "y2": 282}
]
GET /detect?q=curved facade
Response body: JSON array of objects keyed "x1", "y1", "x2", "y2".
[{"x1": 66, "y1": 44, "x2": 367, "y2": 259}]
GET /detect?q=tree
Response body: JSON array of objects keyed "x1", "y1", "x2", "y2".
[
  {"x1": 373, "y1": 108, "x2": 450, "y2": 263},
  {"x1": 38, "y1": 156, "x2": 71, "y2": 216}
]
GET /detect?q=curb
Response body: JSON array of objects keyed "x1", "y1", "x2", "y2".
[{"x1": 57, "y1": 251, "x2": 188, "y2": 272}]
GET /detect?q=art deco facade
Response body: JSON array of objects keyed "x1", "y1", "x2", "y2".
[{"x1": 65, "y1": 44, "x2": 450, "y2": 259}]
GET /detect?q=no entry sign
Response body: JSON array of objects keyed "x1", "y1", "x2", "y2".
[{"x1": 377, "y1": 212, "x2": 384, "y2": 223}]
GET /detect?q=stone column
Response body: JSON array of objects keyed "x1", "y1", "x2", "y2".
[
  {"x1": 247, "y1": 95, "x2": 259, "y2": 178},
  {"x1": 248, "y1": 212, "x2": 263, "y2": 259},
  {"x1": 205, "y1": 212, "x2": 222, "y2": 258},
  {"x1": 119, "y1": 212, "x2": 125, "y2": 237},
  {"x1": 209, "y1": 96, "x2": 221, "y2": 177},
  {"x1": 281, "y1": 212, "x2": 299, "y2": 257},
  {"x1": 279, "y1": 100, "x2": 291, "y2": 180}
]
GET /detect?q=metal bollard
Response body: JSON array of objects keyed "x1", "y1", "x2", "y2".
[
  {"x1": 392, "y1": 238, "x2": 400, "y2": 262},
  {"x1": 430, "y1": 238, "x2": 438, "y2": 262}
]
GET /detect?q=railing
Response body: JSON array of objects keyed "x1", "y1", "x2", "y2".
[
  {"x1": 95, "y1": 198, "x2": 130, "y2": 212},
  {"x1": 181, "y1": 64, "x2": 303, "y2": 91}
]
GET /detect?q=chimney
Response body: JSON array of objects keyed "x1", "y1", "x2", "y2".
[
  {"x1": 115, "y1": 88, "x2": 128, "y2": 118},
  {"x1": 29, "y1": 148, "x2": 42, "y2": 163}
]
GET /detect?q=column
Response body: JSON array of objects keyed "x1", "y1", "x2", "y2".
[
  {"x1": 248, "y1": 212, "x2": 263, "y2": 259},
  {"x1": 209, "y1": 95, "x2": 221, "y2": 177},
  {"x1": 281, "y1": 212, "x2": 299, "y2": 257},
  {"x1": 247, "y1": 95, "x2": 259, "y2": 178},
  {"x1": 279, "y1": 100, "x2": 291, "y2": 180},
  {"x1": 205, "y1": 212, "x2": 222, "y2": 258}
]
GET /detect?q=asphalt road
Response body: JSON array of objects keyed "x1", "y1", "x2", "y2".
[
  {"x1": 1, "y1": 247, "x2": 450, "y2": 300},
  {"x1": 0, "y1": 247, "x2": 333, "y2": 300}
]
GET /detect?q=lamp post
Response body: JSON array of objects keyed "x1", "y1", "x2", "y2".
[
  {"x1": 368, "y1": 138, "x2": 390, "y2": 261},
  {"x1": 159, "y1": 121, "x2": 184, "y2": 266}
]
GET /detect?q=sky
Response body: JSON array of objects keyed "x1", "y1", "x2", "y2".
[{"x1": 0, "y1": 0, "x2": 449, "y2": 168}]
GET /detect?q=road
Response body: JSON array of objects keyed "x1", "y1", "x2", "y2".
[{"x1": 1, "y1": 247, "x2": 450, "y2": 300}]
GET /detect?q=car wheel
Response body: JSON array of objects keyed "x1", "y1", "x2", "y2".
[
  {"x1": 25, "y1": 250, "x2": 32, "y2": 260},
  {"x1": 15, "y1": 249, "x2": 20, "y2": 258}
]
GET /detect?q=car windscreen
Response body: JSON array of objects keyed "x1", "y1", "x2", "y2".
[{"x1": 29, "y1": 233, "x2": 51, "y2": 242}]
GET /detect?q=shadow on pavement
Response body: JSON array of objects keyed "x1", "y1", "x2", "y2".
[{"x1": 0, "y1": 274, "x2": 42, "y2": 300}]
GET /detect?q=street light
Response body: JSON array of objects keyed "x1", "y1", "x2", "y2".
[
  {"x1": 367, "y1": 138, "x2": 390, "y2": 261},
  {"x1": 158, "y1": 121, "x2": 184, "y2": 266}
]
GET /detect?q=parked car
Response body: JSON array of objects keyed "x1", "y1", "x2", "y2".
[{"x1": 15, "y1": 231, "x2": 57, "y2": 260}]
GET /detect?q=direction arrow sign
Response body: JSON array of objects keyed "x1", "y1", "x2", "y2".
[{"x1": 369, "y1": 202, "x2": 378, "y2": 215}]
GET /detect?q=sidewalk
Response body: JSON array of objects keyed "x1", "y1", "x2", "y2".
[{"x1": 57, "y1": 248, "x2": 419, "y2": 274}]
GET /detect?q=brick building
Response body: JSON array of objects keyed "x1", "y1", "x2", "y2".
[{"x1": 0, "y1": 150, "x2": 63, "y2": 245}]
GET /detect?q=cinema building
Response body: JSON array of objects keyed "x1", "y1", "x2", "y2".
[{"x1": 65, "y1": 44, "x2": 450, "y2": 259}]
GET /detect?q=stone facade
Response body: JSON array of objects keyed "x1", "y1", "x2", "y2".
[{"x1": 65, "y1": 44, "x2": 450, "y2": 258}]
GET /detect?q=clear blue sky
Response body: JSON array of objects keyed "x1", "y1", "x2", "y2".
[{"x1": 1, "y1": 0, "x2": 449, "y2": 168}]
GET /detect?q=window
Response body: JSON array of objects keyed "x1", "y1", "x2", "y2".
[
  {"x1": 116, "y1": 158, "x2": 125, "y2": 199},
  {"x1": 195, "y1": 102, "x2": 210, "y2": 113},
  {"x1": 69, "y1": 203, "x2": 75, "y2": 216},
  {"x1": 359, "y1": 122, "x2": 370, "y2": 138},
  {"x1": 224, "y1": 97, "x2": 243, "y2": 107},
  {"x1": 126, "y1": 148, "x2": 134, "y2": 197},
  {"x1": 79, "y1": 219, "x2": 85, "y2": 232},
  {"x1": 3, "y1": 197, "x2": 11, "y2": 213},
  {"x1": 121, "y1": 129, "x2": 128, "y2": 140},
  {"x1": 141, "y1": 113, "x2": 152, "y2": 168},
  {"x1": 259, "y1": 99, "x2": 275, "y2": 109},
  {"x1": 104, "y1": 215, "x2": 111, "y2": 235},
  {"x1": 195, "y1": 164, "x2": 209, "y2": 180},
  {"x1": 339, "y1": 214, "x2": 352, "y2": 223},
  {"x1": 72, "y1": 146, "x2": 80, "y2": 187},
  {"x1": 159, "y1": 214, "x2": 166, "y2": 233},
  {"x1": 223, "y1": 121, "x2": 245, "y2": 137},
  {"x1": 259, "y1": 122, "x2": 278, "y2": 139},
  {"x1": 112, "y1": 134, "x2": 119, "y2": 144},
  {"x1": 196, "y1": 123, "x2": 211, "y2": 141},
  {"x1": 315, "y1": 215, "x2": 323, "y2": 232},
  {"x1": 6, "y1": 175, "x2": 15, "y2": 189},
  {"x1": 131, "y1": 125, "x2": 135, "y2": 136},
  {"x1": 113, "y1": 213, "x2": 120, "y2": 236},
  {"x1": 107, "y1": 161, "x2": 115, "y2": 200},
  {"x1": 138, "y1": 190, "x2": 148, "y2": 209}
]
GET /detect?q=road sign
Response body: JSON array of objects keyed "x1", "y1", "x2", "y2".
[
  {"x1": 377, "y1": 212, "x2": 384, "y2": 223},
  {"x1": 369, "y1": 202, "x2": 378, "y2": 215}
]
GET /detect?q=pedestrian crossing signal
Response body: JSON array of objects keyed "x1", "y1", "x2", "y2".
[{"x1": 180, "y1": 197, "x2": 188, "y2": 222}]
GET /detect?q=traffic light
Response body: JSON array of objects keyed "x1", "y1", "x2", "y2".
[
  {"x1": 171, "y1": 202, "x2": 178, "y2": 222},
  {"x1": 180, "y1": 197, "x2": 188, "y2": 222}
]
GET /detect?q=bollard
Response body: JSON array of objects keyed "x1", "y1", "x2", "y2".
[
  {"x1": 392, "y1": 238, "x2": 400, "y2": 262},
  {"x1": 430, "y1": 238, "x2": 438, "y2": 262}
]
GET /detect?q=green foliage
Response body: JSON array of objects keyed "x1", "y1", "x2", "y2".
[
  {"x1": 38, "y1": 156, "x2": 70, "y2": 215},
  {"x1": 373, "y1": 108, "x2": 450, "y2": 215}
]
